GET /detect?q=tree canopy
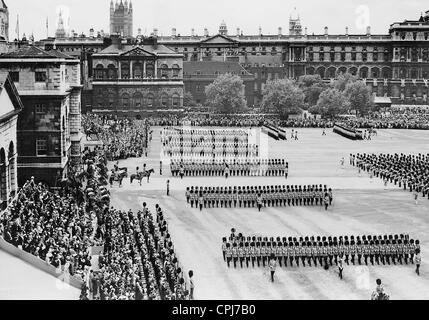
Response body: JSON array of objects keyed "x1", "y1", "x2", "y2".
[
  {"x1": 344, "y1": 81, "x2": 373, "y2": 116},
  {"x1": 205, "y1": 73, "x2": 247, "y2": 114},
  {"x1": 261, "y1": 79, "x2": 305, "y2": 118},
  {"x1": 298, "y1": 74, "x2": 326, "y2": 108},
  {"x1": 334, "y1": 73, "x2": 359, "y2": 92},
  {"x1": 311, "y1": 88, "x2": 351, "y2": 118}
]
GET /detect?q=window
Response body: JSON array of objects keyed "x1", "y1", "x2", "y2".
[
  {"x1": 35, "y1": 72, "x2": 47, "y2": 82},
  {"x1": 161, "y1": 94, "x2": 169, "y2": 107},
  {"x1": 160, "y1": 64, "x2": 169, "y2": 79},
  {"x1": 35, "y1": 104, "x2": 46, "y2": 114},
  {"x1": 36, "y1": 138, "x2": 48, "y2": 156},
  {"x1": 172, "y1": 64, "x2": 180, "y2": 78},
  {"x1": 147, "y1": 94, "x2": 154, "y2": 107},
  {"x1": 10, "y1": 72, "x2": 19, "y2": 82},
  {"x1": 172, "y1": 94, "x2": 180, "y2": 107},
  {"x1": 196, "y1": 84, "x2": 202, "y2": 92}
]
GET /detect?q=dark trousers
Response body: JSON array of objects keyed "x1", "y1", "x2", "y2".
[{"x1": 270, "y1": 271, "x2": 275, "y2": 282}]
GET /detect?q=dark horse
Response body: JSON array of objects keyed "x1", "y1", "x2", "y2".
[
  {"x1": 130, "y1": 169, "x2": 155, "y2": 185},
  {"x1": 109, "y1": 169, "x2": 128, "y2": 187}
]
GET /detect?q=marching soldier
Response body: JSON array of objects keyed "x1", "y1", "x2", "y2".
[
  {"x1": 231, "y1": 242, "x2": 238, "y2": 268},
  {"x1": 238, "y1": 243, "x2": 245, "y2": 268},
  {"x1": 225, "y1": 243, "x2": 232, "y2": 267}
]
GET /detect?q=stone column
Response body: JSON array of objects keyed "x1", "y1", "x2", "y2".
[
  {"x1": 154, "y1": 60, "x2": 158, "y2": 79},
  {"x1": 118, "y1": 61, "x2": 122, "y2": 79},
  {"x1": 143, "y1": 60, "x2": 146, "y2": 78},
  {"x1": 130, "y1": 61, "x2": 133, "y2": 79}
]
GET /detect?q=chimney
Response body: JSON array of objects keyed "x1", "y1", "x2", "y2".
[
  {"x1": 138, "y1": 28, "x2": 142, "y2": 36},
  {"x1": 111, "y1": 34, "x2": 122, "y2": 49},
  {"x1": 237, "y1": 27, "x2": 240, "y2": 36},
  {"x1": 366, "y1": 26, "x2": 371, "y2": 36},
  {"x1": 345, "y1": 26, "x2": 349, "y2": 36},
  {"x1": 278, "y1": 27, "x2": 282, "y2": 36},
  {"x1": 89, "y1": 28, "x2": 94, "y2": 38},
  {"x1": 153, "y1": 28, "x2": 158, "y2": 37},
  {"x1": 304, "y1": 27, "x2": 307, "y2": 36},
  {"x1": 204, "y1": 28, "x2": 209, "y2": 37},
  {"x1": 259, "y1": 26, "x2": 262, "y2": 36},
  {"x1": 324, "y1": 26, "x2": 328, "y2": 36},
  {"x1": 172, "y1": 28, "x2": 176, "y2": 37},
  {"x1": 191, "y1": 28, "x2": 195, "y2": 37}
]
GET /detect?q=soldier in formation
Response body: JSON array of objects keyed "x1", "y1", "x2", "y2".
[
  {"x1": 186, "y1": 185, "x2": 332, "y2": 209},
  {"x1": 221, "y1": 232, "x2": 420, "y2": 268},
  {"x1": 170, "y1": 159, "x2": 288, "y2": 177},
  {"x1": 352, "y1": 153, "x2": 429, "y2": 200}
]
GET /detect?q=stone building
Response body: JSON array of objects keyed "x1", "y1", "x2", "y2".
[
  {"x1": 0, "y1": 46, "x2": 83, "y2": 187},
  {"x1": 91, "y1": 35, "x2": 184, "y2": 116},
  {"x1": 35, "y1": 9, "x2": 429, "y2": 108},
  {"x1": 183, "y1": 61, "x2": 255, "y2": 107},
  {"x1": 0, "y1": 0, "x2": 8, "y2": 42},
  {"x1": 0, "y1": 72, "x2": 22, "y2": 208},
  {"x1": 110, "y1": 0, "x2": 133, "y2": 38}
]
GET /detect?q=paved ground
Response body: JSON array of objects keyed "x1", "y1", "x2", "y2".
[
  {"x1": 2, "y1": 127, "x2": 428, "y2": 300},
  {"x1": 109, "y1": 127, "x2": 429, "y2": 300},
  {"x1": 0, "y1": 250, "x2": 80, "y2": 300}
]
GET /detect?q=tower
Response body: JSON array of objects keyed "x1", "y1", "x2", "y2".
[
  {"x1": 289, "y1": 7, "x2": 302, "y2": 36},
  {"x1": 55, "y1": 10, "x2": 66, "y2": 38},
  {"x1": 219, "y1": 20, "x2": 227, "y2": 35},
  {"x1": 110, "y1": 0, "x2": 133, "y2": 37},
  {"x1": 0, "y1": 0, "x2": 9, "y2": 41}
]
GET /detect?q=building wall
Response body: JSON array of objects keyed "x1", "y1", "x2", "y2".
[{"x1": 0, "y1": 113, "x2": 18, "y2": 206}]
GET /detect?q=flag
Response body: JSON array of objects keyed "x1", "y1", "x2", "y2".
[{"x1": 15, "y1": 14, "x2": 19, "y2": 36}]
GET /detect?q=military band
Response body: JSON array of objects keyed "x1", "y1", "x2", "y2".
[
  {"x1": 187, "y1": 185, "x2": 333, "y2": 209},
  {"x1": 222, "y1": 233, "x2": 420, "y2": 268},
  {"x1": 170, "y1": 159, "x2": 288, "y2": 177}
]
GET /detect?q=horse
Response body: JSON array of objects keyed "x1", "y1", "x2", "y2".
[
  {"x1": 371, "y1": 291, "x2": 390, "y2": 300},
  {"x1": 109, "y1": 170, "x2": 128, "y2": 187},
  {"x1": 130, "y1": 169, "x2": 155, "y2": 185}
]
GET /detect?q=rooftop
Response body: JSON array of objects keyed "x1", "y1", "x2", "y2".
[{"x1": 0, "y1": 45, "x2": 76, "y2": 60}]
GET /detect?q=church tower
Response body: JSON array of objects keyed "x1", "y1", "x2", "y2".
[
  {"x1": 0, "y1": 0, "x2": 9, "y2": 41},
  {"x1": 55, "y1": 10, "x2": 67, "y2": 38},
  {"x1": 110, "y1": 0, "x2": 133, "y2": 37},
  {"x1": 289, "y1": 7, "x2": 302, "y2": 36}
]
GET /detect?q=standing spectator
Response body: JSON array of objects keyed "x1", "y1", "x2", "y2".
[
  {"x1": 166, "y1": 180, "x2": 170, "y2": 196},
  {"x1": 160, "y1": 161, "x2": 163, "y2": 175},
  {"x1": 415, "y1": 249, "x2": 421, "y2": 276},
  {"x1": 269, "y1": 253, "x2": 276, "y2": 282},
  {"x1": 189, "y1": 270, "x2": 194, "y2": 300}
]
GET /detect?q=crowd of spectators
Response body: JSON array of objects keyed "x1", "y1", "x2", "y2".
[
  {"x1": 81, "y1": 204, "x2": 187, "y2": 300},
  {"x1": 82, "y1": 114, "x2": 151, "y2": 161}
]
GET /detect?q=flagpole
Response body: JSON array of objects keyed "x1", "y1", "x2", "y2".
[
  {"x1": 46, "y1": 17, "x2": 49, "y2": 38},
  {"x1": 16, "y1": 14, "x2": 19, "y2": 40}
]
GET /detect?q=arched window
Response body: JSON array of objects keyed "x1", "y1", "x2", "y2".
[
  {"x1": 160, "y1": 64, "x2": 169, "y2": 79},
  {"x1": 172, "y1": 64, "x2": 180, "y2": 78},
  {"x1": 122, "y1": 93, "x2": 130, "y2": 108},
  {"x1": 147, "y1": 93, "x2": 154, "y2": 107},
  {"x1": 327, "y1": 67, "x2": 336, "y2": 78},
  {"x1": 382, "y1": 67, "x2": 391, "y2": 79},
  {"x1": 172, "y1": 94, "x2": 180, "y2": 108},
  {"x1": 359, "y1": 67, "x2": 368, "y2": 79},
  {"x1": 108, "y1": 93, "x2": 115, "y2": 107},
  {"x1": 107, "y1": 64, "x2": 117, "y2": 79},
  {"x1": 161, "y1": 93, "x2": 169, "y2": 107},
  {"x1": 349, "y1": 67, "x2": 358, "y2": 76},
  {"x1": 411, "y1": 68, "x2": 418, "y2": 79},
  {"x1": 121, "y1": 63, "x2": 130, "y2": 79},
  {"x1": 338, "y1": 67, "x2": 347, "y2": 75},
  {"x1": 133, "y1": 62, "x2": 143, "y2": 79},
  {"x1": 371, "y1": 67, "x2": 380, "y2": 79},
  {"x1": 7, "y1": 142, "x2": 16, "y2": 195},
  {"x1": 95, "y1": 64, "x2": 105, "y2": 80},
  {"x1": 146, "y1": 63, "x2": 154, "y2": 78},
  {"x1": 316, "y1": 66, "x2": 325, "y2": 79},
  {"x1": 306, "y1": 67, "x2": 315, "y2": 75},
  {"x1": 133, "y1": 92, "x2": 143, "y2": 108},
  {"x1": 0, "y1": 148, "x2": 6, "y2": 203}
]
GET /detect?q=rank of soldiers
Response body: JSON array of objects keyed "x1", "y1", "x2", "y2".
[
  {"x1": 352, "y1": 153, "x2": 429, "y2": 199},
  {"x1": 161, "y1": 127, "x2": 250, "y2": 144},
  {"x1": 163, "y1": 141, "x2": 259, "y2": 158},
  {"x1": 186, "y1": 184, "x2": 332, "y2": 208},
  {"x1": 171, "y1": 159, "x2": 288, "y2": 177},
  {"x1": 222, "y1": 231, "x2": 421, "y2": 268}
]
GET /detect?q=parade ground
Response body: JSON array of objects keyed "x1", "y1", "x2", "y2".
[
  {"x1": 1, "y1": 127, "x2": 429, "y2": 300},
  {"x1": 108, "y1": 127, "x2": 429, "y2": 300}
]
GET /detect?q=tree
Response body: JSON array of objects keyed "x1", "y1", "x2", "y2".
[
  {"x1": 205, "y1": 73, "x2": 247, "y2": 114},
  {"x1": 344, "y1": 81, "x2": 373, "y2": 116},
  {"x1": 334, "y1": 73, "x2": 359, "y2": 92},
  {"x1": 314, "y1": 88, "x2": 351, "y2": 118},
  {"x1": 261, "y1": 79, "x2": 305, "y2": 118},
  {"x1": 183, "y1": 91, "x2": 197, "y2": 108},
  {"x1": 298, "y1": 74, "x2": 326, "y2": 108}
]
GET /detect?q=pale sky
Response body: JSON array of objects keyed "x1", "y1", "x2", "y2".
[{"x1": 7, "y1": 0, "x2": 428, "y2": 40}]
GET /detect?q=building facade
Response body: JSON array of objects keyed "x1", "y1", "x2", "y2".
[
  {"x1": 183, "y1": 61, "x2": 255, "y2": 106},
  {"x1": 0, "y1": 46, "x2": 83, "y2": 187},
  {"x1": 91, "y1": 35, "x2": 184, "y2": 116},
  {"x1": 110, "y1": 0, "x2": 133, "y2": 38},
  {"x1": 34, "y1": 9, "x2": 429, "y2": 108},
  {"x1": 0, "y1": 72, "x2": 22, "y2": 209},
  {"x1": 0, "y1": 0, "x2": 8, "y2": 42}
]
